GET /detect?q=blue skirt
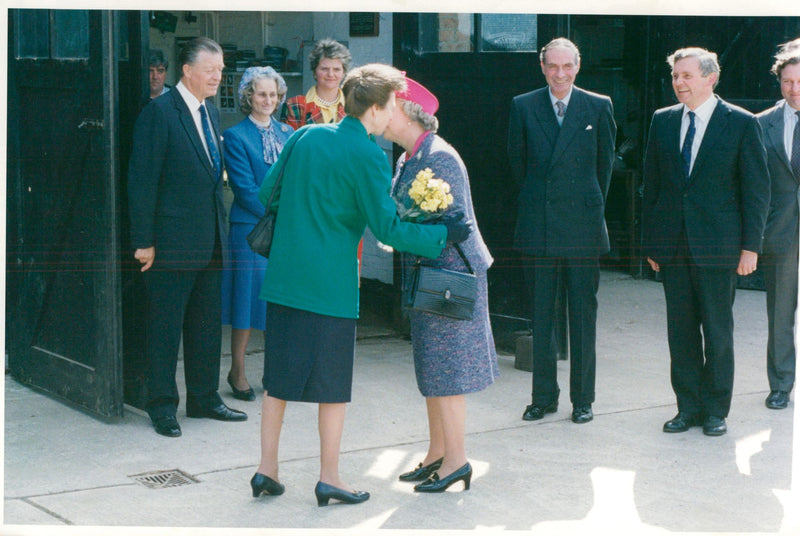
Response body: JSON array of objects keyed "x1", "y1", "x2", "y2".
[
  {"x1": 222, "y1": 222, "x2": 268, "y2": 330},
  {"x1": 263, "y1": 302, "x2": 356, "y2": 403}
]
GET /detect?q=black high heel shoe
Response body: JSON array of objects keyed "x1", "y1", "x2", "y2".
[
  {"x1": 414, "y1": 462, "x2": 472, "y2": 493},
  {"x1": 314, "y1": 481, "x2": 370, "y2": 506},
  {"x1": 250, "y1": 473, "x2": 285, "y2": 497},
  {"x1": 398, "y1": 457, "x2": 443, "y2": 482},
  {"x1": 228, "y1": 373, "x2": 255, "y2": 401}
]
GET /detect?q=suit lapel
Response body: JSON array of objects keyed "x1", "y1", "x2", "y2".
[
  {"x1": 531, "y1": 89, "x2": 559, "y2": 149},
  {"x1": 661, "y1": 106, "x2": 684, "y2": 184},
  {"x1": 688, "y1": 99, "x2": 728, "y2": 183},
  {"x1": 172, "y1": 90, "x2": 217, "y2": 182},
  {"x1": 765, "y1": 103, "x2": 796, "y2": 181},
  {"x1": 549, "y1": 88, "x2": 586, "y2": 167}
]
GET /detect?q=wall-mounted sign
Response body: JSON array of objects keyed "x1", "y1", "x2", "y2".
[{"x1": 349, "y1": 13, "x2": 379, "y2": 37}]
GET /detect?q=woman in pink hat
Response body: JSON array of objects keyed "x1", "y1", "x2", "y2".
[{"x1": 385, "y1": 77, "x2": 498, "y2": 493}]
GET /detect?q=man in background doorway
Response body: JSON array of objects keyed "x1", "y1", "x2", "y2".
[{"x1": 148, "y1": 48, "x2": 170, "y2": 101}]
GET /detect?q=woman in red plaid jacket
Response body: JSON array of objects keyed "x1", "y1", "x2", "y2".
[{"x1": 280, "y1": 39, "x2": 350, "y2": 129}]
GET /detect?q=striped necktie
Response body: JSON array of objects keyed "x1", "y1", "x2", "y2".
[
  {"x1": 791, "y1": 110, "x2": 800, "y2": 179},
  {"x1": 555, "y1": 100, "x2": 566, "y2": 126},
  {"x1": 199, "y1": 104, "x2": 221, "y2": 179},
  {"x1": 681, "y1": 111, "x2": 696, "y2": 179}
]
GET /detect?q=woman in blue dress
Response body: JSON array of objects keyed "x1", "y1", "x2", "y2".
[
  {"x1": 222, "y1": 66, "x2": 294, "y2": 400},
  {"x1": 385, "y1": 77, "x2": 498, "y2": 493}
]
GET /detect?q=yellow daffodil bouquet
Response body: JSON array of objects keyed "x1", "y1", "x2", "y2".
[{"x1": 395, "y1": 167, "x2": 455, "y2": 223}]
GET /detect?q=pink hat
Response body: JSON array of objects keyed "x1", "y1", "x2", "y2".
[{"x1": 397, "y1": 77, "x2": 439, "y2": 115}]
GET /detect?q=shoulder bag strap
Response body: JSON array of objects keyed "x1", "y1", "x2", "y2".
[{"x1": 264, "y1": 128, "x2": 308, "y2": 211}]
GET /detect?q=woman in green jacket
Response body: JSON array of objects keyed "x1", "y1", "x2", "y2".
[{"x1": 249, "y1": 63, "x2": 471, "y2": 507}]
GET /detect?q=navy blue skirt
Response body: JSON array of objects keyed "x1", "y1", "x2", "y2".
[{"x1": 263, "y1": 302, "x2": 356, "y2": 403}]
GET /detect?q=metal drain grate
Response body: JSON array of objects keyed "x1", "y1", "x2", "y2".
[{"x1": 130, "y1": 469, "x2": 199, "y2": 489}]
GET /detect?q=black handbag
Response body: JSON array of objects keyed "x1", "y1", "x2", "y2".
[
  {"x1": 246, "y1": 130, "x2": 304, "y2": 258},
  {"x1": 246, "y1": 210, "x2": 276, "y2": 258},
  {"x1": 405, "y1": 244, "x2": 477, "y2": 321}
]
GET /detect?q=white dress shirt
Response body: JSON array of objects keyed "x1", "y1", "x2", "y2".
[{"x1": 782, "y1": 100, "x2": 800, "y2": 162}]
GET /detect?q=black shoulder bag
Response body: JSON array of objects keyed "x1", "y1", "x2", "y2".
[{"x1": 246, "y1": 130, "x2": 303, "y2": 258}]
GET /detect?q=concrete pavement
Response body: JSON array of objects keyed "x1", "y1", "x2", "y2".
[{"x1": 3, "y1": 271, "x2": 799, "y2": 535}]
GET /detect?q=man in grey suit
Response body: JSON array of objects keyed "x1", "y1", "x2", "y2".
[
  {"x1": 756, "y1": 43, "x2": 800, "y2": 410},
  {"x1": 508, "y1": 37, "x2": 617, "y2": 424},
  {"x1": 643, "y1": 48, "x2": 769, "y2": 436}
]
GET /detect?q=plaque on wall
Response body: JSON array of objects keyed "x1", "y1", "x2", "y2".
[{"x1": 349, "y1": 13, "x2": 379, "y2": 37}]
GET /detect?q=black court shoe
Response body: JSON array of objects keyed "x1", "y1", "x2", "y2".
[
  {"x1": 250, "y1": 473, "x2": 285, "y2": 497},
  {"x1": 228, "y1": 373, "x2": 256, "y2": 401},
  {"x1": 414, "y1": 463, "x2": 472, "y2": 493},
  {"x1": 314, "y1": 481, "x2": 370, "y2": 506},
  {"x1": 398, "y1": 458, "x2": 443, "y2": 482}
]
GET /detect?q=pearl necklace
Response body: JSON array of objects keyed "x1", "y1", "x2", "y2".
[{"x1": 315, "y1": 91, "x2": 339, "y2": 107}]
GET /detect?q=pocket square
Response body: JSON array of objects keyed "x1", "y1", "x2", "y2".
[{"x1": 585, "y1": 125, "x2": 593, "y2": 130}]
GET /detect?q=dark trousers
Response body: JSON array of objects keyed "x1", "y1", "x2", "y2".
[
  {"x1": 142, "y1": 261, "x2": 222, "y2": 419},
  {"x1": 524, "y1": 256, "x2": 599, "y2": 407},
  {"x1": 763, "y1": 241, "x2": 798, "y2": 393},
  {"x1": 660, "y1": 255, "x2": 737, "y2": 418}
]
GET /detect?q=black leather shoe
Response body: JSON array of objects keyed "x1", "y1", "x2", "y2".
[
  {"x1": 663, "y1": 412, "x2": 702, "y2": 433},
  {"x1": 314, "y1": 481, "x2": 370, "y2": 506},
  {"x1": 186, "y1": 401, "x2": 247, "y2": 421},
  {"x1": 571, "y1": 405, "x2": 593, "y2": 424},
  {"x1": 398, "y1": 458, "x2": 443, "y2": 482},
  {"x1": 152, "y1": 416, "x2": 181, "y2": 437},
  {"x1": 414, "y1": 463, "x2": 472, "y2": 493},
  {"x1": 522, "y1": 401, "x2": 558, "y2": 421},
  {"x1": 703, "y1": 416, "x2": 727, "y2": 436},
  {"x1": 765, "y1": 390, "x2": 790, "y2": 409},
  {"x1": 250, "y1": 473, "x2": 284, "y2": 497},
  {"x1": 228, "y1": 373, "x2": 256, "y2": 401}
]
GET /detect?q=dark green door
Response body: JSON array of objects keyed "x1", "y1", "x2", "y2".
[{"x1": 6, "y1": 9, "x2": 124, "y2": 418}]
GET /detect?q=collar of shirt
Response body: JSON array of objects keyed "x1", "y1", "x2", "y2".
[
  {"x1": 548, "y1": 87, "x2": 573, "y2": 109},
  {"x1": 248, "y1": 114, "x2": 272, "y2": 129},
  {"x1": 176, "y1": 81, "x2": 215, "y2": 160},
  {"x1": 783, "y1": 100, "x2": 800, "y2": 160},
  {"x1": 682, "y1": 94, "x2": 717, "y2": 126}
]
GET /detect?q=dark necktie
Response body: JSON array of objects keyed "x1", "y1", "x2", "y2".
[
  {"x1": 681, "y1": 111, "x2": 696, "y2": 179},
  {"x1": 199, "y1": 104, "x2": 221, "y2": 178},
  {"x1": 555, "y1": 100, "x2": 566, "y2": 125},
  {"x1": 791, "y1": 110, "x2": 800, "y2": 179}
]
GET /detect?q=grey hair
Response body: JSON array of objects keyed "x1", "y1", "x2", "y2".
[
  {"x1": 667, "y1": 47, "x2": 721, "y2": 88},
  {"x1": 238, "y1": 67, "x2": 288, "y2": 116},
  {"x1": 540, "y1": 37, "x2": 580, "y2": 65},
  {"x1": 177, "y1": 37, "x2": 223, "y2": 69},
  {"x1": 401, "y1": 99, "x2": 438, "y2": 133},
  {"x1": 309, "y1": 39, "x2": 352, "y2": 74}
]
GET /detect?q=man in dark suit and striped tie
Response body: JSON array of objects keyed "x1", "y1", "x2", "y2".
[
  {"x1": 756, "y1": 42, "x2": 800, "y2": 411},
  {"x1": 643, "y1": 47, "x2": 770, "y2": 436},
  {"x1": 128, "y1": 37, "x2": 247, "y2": 437}
]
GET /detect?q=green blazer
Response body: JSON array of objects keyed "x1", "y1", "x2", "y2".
[{"x1": 258, "y1": 116, "x2": 447, "y2": 318}]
